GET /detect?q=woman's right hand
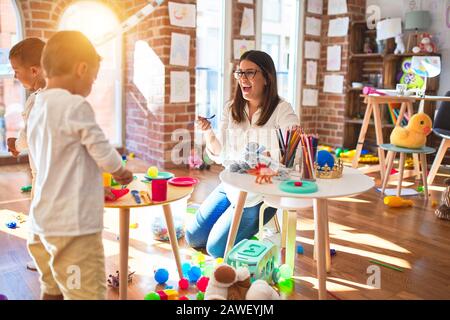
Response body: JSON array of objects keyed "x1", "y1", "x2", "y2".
[{"x1": 196, "y1": 117, "x2": 212, "y2": 132}]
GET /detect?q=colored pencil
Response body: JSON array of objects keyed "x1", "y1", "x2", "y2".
[{"x1": 369, "y1": 260, "x2": 404, "y2": 272}]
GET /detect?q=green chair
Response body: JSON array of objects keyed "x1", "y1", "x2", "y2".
[{"x1": 380, "y1": 144, "x2": 435, "y2": 199}]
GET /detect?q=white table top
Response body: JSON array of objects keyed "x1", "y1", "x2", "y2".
[{"x1": 220, "y1": 167, "x2": 375, "y2": 200}]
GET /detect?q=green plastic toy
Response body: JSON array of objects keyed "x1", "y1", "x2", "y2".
[
  {"x1": 20, "y1": 185, "x2": 32, "y2": 193},
  {"x1": 279, "y1": 180, "x2": 318, "y2": 194}
]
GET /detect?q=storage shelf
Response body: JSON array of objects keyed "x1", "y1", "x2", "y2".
[{"x1": 350, "y1": 53, "x2": 383, "y2": 59}]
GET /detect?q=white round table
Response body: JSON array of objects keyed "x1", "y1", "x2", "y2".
[{"x1": 220, "y1": 167, "x2": 374, "y2": 300}]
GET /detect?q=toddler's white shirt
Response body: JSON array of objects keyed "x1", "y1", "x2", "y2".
[{"x1": 27, "y1": 88, "x2": 123, "y2": 236}]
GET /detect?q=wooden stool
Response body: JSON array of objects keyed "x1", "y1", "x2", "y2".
[{"x1": 379, "y1": 144, "x2": 436, "y2": 199}]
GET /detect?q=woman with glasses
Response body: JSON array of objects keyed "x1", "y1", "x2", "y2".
[{"x1": 186, "y1": 50, "x2": 299, "y2": 258}]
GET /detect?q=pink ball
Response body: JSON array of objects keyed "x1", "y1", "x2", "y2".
[
  {"x1": 178, "y1": 278, "x2": 189, "y2": 290},
  {"x1": 196, "y1": 276, "x2": 209, "y2": 292}
]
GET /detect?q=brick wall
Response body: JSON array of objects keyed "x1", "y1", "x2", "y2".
[{"x1": 302, "y1": 0, "x2": 366, "y2": 146}]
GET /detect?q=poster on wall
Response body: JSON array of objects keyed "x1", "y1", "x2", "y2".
[
  {"x1": 302, "y1": 89, "x2": 319, "y2": 106},
  {"x1": 328, "y1": 17, "x2": 349, "y2": 37},
  {"x1": 170, "y1": 32, "x2": 190, "y2": 67},
  {"x1": 304, "y1": 41, "x2": 321, "y2": 60},
  {"x1": 307, "y1": 0, "x2": 323, "y2": 14},
  {"x1": 324, "y1": 75, "x2": 344, "y2": 94},
  {"x1": 238, "y1": 0, "x2": 254, "y2": 4},
  {"x1": 305, "y1": 17, "x2": 322, "y2": 36},
  {"x1": 168, "y1": 2, "x2": 196, "y2": 28},
  {"x1": 233, "y1": 39, "x2": 256, "y2": 59},
  {"x1": 240, "y1": 7, "x2": 255, "y2": 36},
  {"x1": 327, "y1": 45, "x2": 341, "y2": 71},
  {"x1": 328, "y1": 0, "x2": 348, "y2": 15},
  {"x1": 170, "y1": 71, "x2": 190, "y2": 103},
  {"x1": 306, "y1": 61, "x2": 318, "y2": 85}
]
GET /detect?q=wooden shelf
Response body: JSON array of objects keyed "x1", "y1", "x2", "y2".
[{"x1": 350, "y1": 53, "x2": 383, "y2": 59}]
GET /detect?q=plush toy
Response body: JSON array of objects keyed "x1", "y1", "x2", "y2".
[
  {"x1": 435, "y1": 178, "x2": 450, "y2": 220},
  {"x1": 390, "y1": 113, "x2": 432, "y2": 149},
  {"x1": 204, "y1": 264, "x2": 280, "y2": 300},
  {"x1": 384, "y1": 196, "x2": 413, "y2": 208},
  {"x1": 398, "y1": 58, "x2": 425, "y2": 90},
  {"x1": 394, "y1": 35, "x2": 406, "y2": 54},
  {"x1": 419, "y1": 33, "x2": 437, "y2": 53}
]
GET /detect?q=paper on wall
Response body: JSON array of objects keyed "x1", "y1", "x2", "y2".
[
  {"x1": 323, "y1": 75, "x2": 344, "y2": 94},
  {"x1": 307, "y1": 0, "x2": 323, "y2": 14},
  {"x1": 170, "y1": 71, "x2": 190, "y2": 103},
  {"x1": 170, "y1": 32, "x2": 190, "y2": 67},
  {"x1": 238, "y1": 0, "x2": 253, "y2": 4},
  {"x1": 168, "y1": 1, "x2": 196, "y2": 28},
  {"x1": 328, "y1": 0, "x2": 348, "y2": 15},
  {"x1": 376, "y1": 18, "x2": 402, "y2": 41},
  {"x1": 306, "y1": 61, "x2": 318, "y2": 85},
  {"x1": 306, "y1": 17, "x2": 321, "y2": 36},
  {"x1": 328, "y1": 17, "x2": 349, "y2": 37},
  {"x1": 304, "y1": 41, "x2": 321, "y2": 60},
  {"x1": 233, "y1": 39, "x2": 255, "y2": 60},
  {"x1": 302, "y1": 89, "x2": 319, "y2": 106},
  {"x1": 327, "y1": 45, "x2": 341, "y2": 71},
  {"x1": 240, "y1": 7, "x2": 255, "y2": 36}
]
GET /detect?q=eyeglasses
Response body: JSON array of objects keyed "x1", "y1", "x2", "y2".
[{"x1": 233, "y1": 69, "x2": 260, "y2": 80}]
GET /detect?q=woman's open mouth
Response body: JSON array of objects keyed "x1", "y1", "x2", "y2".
[{"x1": 242, "y1": 85, "x2": 252, "y2": 94}]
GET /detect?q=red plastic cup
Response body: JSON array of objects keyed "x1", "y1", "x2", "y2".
[{"x1": 152, "y1": 179, "x2": 168, "y2": 202}]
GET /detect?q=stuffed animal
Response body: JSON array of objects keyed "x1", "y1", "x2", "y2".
[
  {"x1": 394, "y1": 35, "x2": 406, "y2": 54},
  {"x1": 398, "y1": 58, "x2": 425, "y2": 90},
  {"x1": 435, "y1": 178, "x2": 450, "y2": 220},
  {"x1": 390, "y1": 113, "x2": 432, "y2": 149},
  {"x1": 205, "y1": 264, "x2": 280, "y2": 300},
  {"x1": 419, "y1": 33, "x2": 437, "y2": 53}
]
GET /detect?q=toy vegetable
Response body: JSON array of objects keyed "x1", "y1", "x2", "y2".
[{"x1": 384, "y1": 196, "x2": 413, "y2": 208}]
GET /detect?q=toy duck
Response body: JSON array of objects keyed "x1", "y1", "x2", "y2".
[{"x1": 390, "y1": 113, "x2": 432, "y2": 149}]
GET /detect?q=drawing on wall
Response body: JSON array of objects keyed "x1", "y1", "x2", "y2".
[
  {"x1": 170, "y1": 32, "x2": 190, "y2": 67},
  {"x1": 233, "y1": 39, "x2": 255, "y2": 59},
  {"x1": 240, "y1": 7, "x2": 255, "y2": 36},
  {"x1": 170, "y1": 71, "x2": 190, "y2": 103},
  {"x1": 168, "y1": 1, "x2": 196, "y2": 28}
]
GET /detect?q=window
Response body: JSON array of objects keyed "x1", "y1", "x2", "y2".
[
  {"x1": 195, "y1": 0, "x2": 228, "y2": 132},
  {"x1": 59, "y1": 1, "x2": 122, "y2": 146},
  {"x1": 261, "y1": 0, "x2": 301, "y2": 108},
  {"x1": 0, "y1": 0, "x2": 24, "y2": 156}
]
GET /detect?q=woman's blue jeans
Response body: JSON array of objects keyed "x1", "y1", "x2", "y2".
[{"x1": 185, "y1": 184, "x2": 277, "y2": 258}]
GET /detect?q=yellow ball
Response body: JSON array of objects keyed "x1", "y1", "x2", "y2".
[{"x1": 147, "y1": 166, "x2": 159, "y2": 178}]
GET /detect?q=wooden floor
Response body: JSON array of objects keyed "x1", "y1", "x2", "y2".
[{"x1": 0, "y1": 158, "x2": 449, "y2": 300}]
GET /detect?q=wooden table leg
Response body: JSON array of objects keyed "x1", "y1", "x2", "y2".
[
  {"x1": 381, "y1": 151, "x2": 396, "y2": 195},
  {"x1": 119, "y1": 208, "x2": 130, "y2": 300},
  {"x1": 258, "y1": 202, "x2": 268, "y2": 240},
  {"x1": 396, "y1": 102, "x2": 407, "y2": 126},
  {"x1": 285, "y1": 210, "x2": 297, "y2": 272},
  {"x1": 428, "y1": 139, "x2": 450, "y2": 185},
  {"x1": 420, "y1": 153, "x2": 429, "y2": 200},
  {"x1": 282, "y1": 210, "x2": 288, "y2": 249},
  {"x1": 352, "y1": 103, "x2": 373, "y2": 169},
  {"x1": 322, "y1": 205, "x2": 331, "y2": 273},
  {"x1": 372, "y1": 103, "x2": 386, "y2": 182},
  {"x1": 162, "y1": 204, "x2": 183, "y2": 279},
  {"x1": 397, "y1": 153, "x2": 406, "y2": 197},
  {"x1": 224, "y1": 191, "x2": 247, "y2": 257},
  {"x1": 314, "y1": 199, "x2": 327, "y2": 300}
]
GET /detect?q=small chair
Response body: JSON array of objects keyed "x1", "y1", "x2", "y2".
[
  {"x1": 427, "y1": 91, "x2": 450, "y2": 185},
  {"x1": 380, "y1": 144, "x2": 435, "y2": 199}
]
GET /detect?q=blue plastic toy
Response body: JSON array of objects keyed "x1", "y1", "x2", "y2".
[
  {"x1": 188, "y1": 266, "x2": 202, "y2": 283},
  {"x1": 182, "y1": 263, "x2": 191, "y2": 277},
  {"x1": 6, "y1": 221, "x2": 17, "y2": 229},
  {"x1": 297, "y1": 245, "x2": 304, "y2": 255},
  {"x1": 131, "y1": 190, "x2": 141, "y2": 204},
  {"x1": 154, "y1": 268, "x2": 169, "y2": 284},
  {"x1": 330, "y1": 249, "x2": 337, "y2": 256},
  {"x1": 317, "y1": 150, "x2": 335, "y2": 169}
]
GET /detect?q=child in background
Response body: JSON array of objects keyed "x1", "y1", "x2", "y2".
[
  {"x1": 7, "y1": 38, "x2": 46, "y2": 272},
  {"x1": 26, "y1": 31, "x2": 133, "y2": 300}
]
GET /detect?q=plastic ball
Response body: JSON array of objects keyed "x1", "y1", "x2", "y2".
[
  {"x1": 196, "y1": 292, "x2": 205, "y2": 300},
  {"x1": 279, "y1": 264, "x2": 293, "y2": 280},
  {"x1": 144, "y1": 292, "x2": 160, "y2": 300},
  {"x1": 182, "y1": 263, "x2": 191, "y2": 276},
  {"x1": 330, "y1": 249, "x2": 337, "y2": 256},
  {"x1": 196, "y1": 276, "x2": 209, "y2": 292},
  {"x1": 147, "y1": 166, "x2": 159, "y2": 178},
  {"x1": 417, "y1": 186, "x2": 425, "y2": 193},
  {"x1": 154, "y1": 268, "x2": 169, "y2": 284},
  {"x1": 179, "y1": 296, "x2": 189, "y2": 300},
  {"x1": 297, "y1": 245, "x2": 304, "y2": 255},
  {"x1": 214, "y1": 258, "x2": 224, "y2": 267},
  {"x1": 6, "y1": 221, "x2": 17, "y2": 229},
  {"x1": 178, "y1": 278, "x2": 189, "y2": 290},
  {"x1": 278, "y1": 279, "x2": 294, "y2": 294},
  {"x1": 203, "y1": 265, "x2": 214, "y2": 277},
  {"x1": 317, "y1": 150, "x2": 335, "y2": 169},
  {"x1": 188, "y1": 266, "x2": 202, "y2": 283}
]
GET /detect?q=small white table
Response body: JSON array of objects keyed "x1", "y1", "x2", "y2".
[{"x1": 220, "y1": 167, "x2": 374, "y2": 300}]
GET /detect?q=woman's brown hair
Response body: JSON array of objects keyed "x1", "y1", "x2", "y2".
[{"x1": 230, "y1": 50, "x2": 280, "y2": 126}]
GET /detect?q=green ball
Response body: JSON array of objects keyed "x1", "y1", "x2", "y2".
[
  {"x1": 144, "y1": 292, "x2": 161, "y2": 300},
  {"x1": 279, "y1": 264, "x2": 293, "y2": 279},
  {"x1": 196, "y1": 292, "x2": 205, "y2": 300},
  {"x1": 278, "y1": 279, "x2": 294, "y2": 294}
]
